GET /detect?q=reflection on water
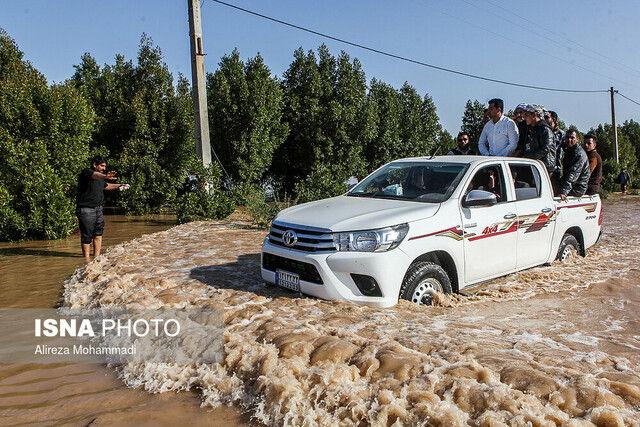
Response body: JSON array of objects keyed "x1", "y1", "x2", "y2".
[{"x1": 55, "y1": 195, "x2": 640, "y2": 425}]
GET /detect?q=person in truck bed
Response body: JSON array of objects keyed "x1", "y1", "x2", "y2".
[{"x1": 557, "y1": 129, "x2": 590, "y2": 201}]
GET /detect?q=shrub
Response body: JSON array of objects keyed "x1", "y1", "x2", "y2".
[
  {"x1": 173, "y1": 161, "x2": 235, "y2": 224},
  {"x1": 0, "y1": 30, "x2": 94, "y2": 241},
  {"x1": 243, "y1": 184, "x2": 296, "y2": 228}
]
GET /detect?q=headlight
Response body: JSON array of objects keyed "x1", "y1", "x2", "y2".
[{"x1": 333, "y1": 223, "x2": 409, "y2": 252}]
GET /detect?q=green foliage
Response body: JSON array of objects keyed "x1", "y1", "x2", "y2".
[
  {"x1": 0, "y1": 30, "x2": 94, "y2": 241},
  {"x1": 438, "y1": 129, "x2": 455, "y2": 154},
  {"x1": 243, "y1": 184, "x2": 295, "y2": 228},
  {"x1": 600, "y1": 158, "x2": 620, "y2": 192},
  {"x1": 363, "y1": 79, "x2": 441, "y2": 171},
  {"x1": 273, "y1": 45, "x2": 375, "y2": 202},
  {"x1": 588, "y1": 123, "x2": 637, "y2": 191},
  {"x1": 398, "y1": 83, "x2": 440, "y2": 157},
  {"x1": 621, "y1": 119, "x2": 640, "y2": 169},
  {"x1": 460, "y1": 99, "x2": 486, "y2": 149},
  {"x1": 173, "y1": 161, "x2": 235, "y2": 224},
  {"x1": 207, "y1": 50, "x2": 288, "y2": 187},
  {"x1": 72, "y1": 34, "x2": 198, "y2": 214},
  {"x1": 364, "y1": 78, "x2": 401, "y2": 170}
]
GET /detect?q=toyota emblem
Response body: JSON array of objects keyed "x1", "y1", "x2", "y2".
[{"x1": 282, "y1": 230, "x2": 298, "y2": 247}]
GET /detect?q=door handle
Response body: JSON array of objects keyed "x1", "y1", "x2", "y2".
[
  {"x1": 503, "y1": 213, "x2": 517, "y2": 219},
  {"x1": 541, "y1": 207, "x2": 552, "y2": 213}
]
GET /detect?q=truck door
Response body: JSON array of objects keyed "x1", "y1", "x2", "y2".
[
  {"x1": 462, "y1": 163, "x2": 518, "y2": 284},
  {"x1": 508, "y1": 162, "x2": 555, "y2": 268}
]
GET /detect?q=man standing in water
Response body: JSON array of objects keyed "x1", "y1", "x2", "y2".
[{"x1": 76, "y1": 156, "x2": 128, "y2": 260}]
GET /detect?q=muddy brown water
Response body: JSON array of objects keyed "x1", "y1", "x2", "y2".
[
  {"x1": 0, "y1": 213, "x2": 253, "y2": 426},
  {"x1": 2, "y1": 196, "x2": 640, "y2": 425}
]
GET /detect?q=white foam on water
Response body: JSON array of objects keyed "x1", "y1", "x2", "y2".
[{"x1": 63, "y1": 198, "x2": 640, "y2": 425}]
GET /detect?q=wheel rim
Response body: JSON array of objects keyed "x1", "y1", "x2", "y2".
[
  {"x1": 411, "y1": 278, "x2": 443, "y2": 305},
  {"x1": 560, "y1": 245, "x2": 576, "y2": 261}
]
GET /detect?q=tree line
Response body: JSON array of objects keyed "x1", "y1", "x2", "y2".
[{"x1": 0, "y1": 29, "x2": 637, "y2": 241}]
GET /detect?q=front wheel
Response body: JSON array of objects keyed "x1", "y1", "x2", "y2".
[
  {"x1": 399, "y1": 262, "x2": 452, "y2": 305},
  {"x1": 556, "y1": 233, "x2": 580, "y2": 261}
]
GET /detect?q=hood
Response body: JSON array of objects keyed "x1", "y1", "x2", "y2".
[{"x1": 274, "y1": 195, "x2": 441, "y2": 231}]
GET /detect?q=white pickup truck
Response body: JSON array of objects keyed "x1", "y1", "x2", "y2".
[{"x1": 261, "y1": 156, "x2": 603, "y2": 307}]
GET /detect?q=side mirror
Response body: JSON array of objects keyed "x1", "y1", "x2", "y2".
[
  {"x1": 462, "y1": 190, "x2": 497, "y2": 208},
  {"x1": 347, "y1": 182, "x2": 358, "y2": 191}
]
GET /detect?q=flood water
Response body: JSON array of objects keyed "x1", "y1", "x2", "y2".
[
  {"x1": 2, "y1": 196, "x2": 640, "y2": 425},
  {"x1": 0, "y1": 213, "x2": 253, "y2": 426}
]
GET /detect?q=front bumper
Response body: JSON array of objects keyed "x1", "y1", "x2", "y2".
[{"x1": 260, "y1": 240, "x2": 412, "y2": 308}]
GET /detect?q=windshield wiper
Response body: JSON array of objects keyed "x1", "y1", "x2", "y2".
[{"x1": 347, "y1": 191, "x2": 376, "y2": 197}]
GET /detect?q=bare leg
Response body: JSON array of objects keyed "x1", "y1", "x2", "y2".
[
  {"x1": 81, "y1": 242, "x2": 91, "y2": 261},
  {"x1": 93, "y1": 236, "x2": 103, "y2": 257}
]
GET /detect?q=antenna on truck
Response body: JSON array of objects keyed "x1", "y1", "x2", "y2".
[{"x1": 428, "y1": 141, "x2": 443, "y2": 160}]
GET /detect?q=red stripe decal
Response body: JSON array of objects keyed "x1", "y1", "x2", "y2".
[
  {"x1": 468, "y1": 222, "x2": 521, "y2": 241},
  {"x1": 409, "y1": 226, "x2": 462, "y2": 241}
]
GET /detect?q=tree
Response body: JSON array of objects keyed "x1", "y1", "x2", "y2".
[
  {"x1": 438, "y1": 129, "x2": 455, "y2": 154},
  {"x1": 72, "y1": 34, "x2": 213, "y2": 215},
  {"x1": 0, "y1": 29, "x2": 94, "y2": 241},
  {"x1": 363, "y1": 80, "x2": 441, "y2": 172},
  {"x1": 275, "y1": 45, "x2": 375, "y2": 202},
  {"x1": 363, "y1": 78, "x2": 401, "y2": 170},
  {"x1": 589, "y1": 123, "x2": 637, "y2": 192},
  {"x1": 621, "y1": 119, "x2": 640, "y2": 163},
  {"x1": 460, "y1": 99, "x2": 486, "y2": 150},
  {"x1": 207, "y1": 50, "x2": 288, "y2": 194},
  {"x1": 398, "y1": 83, "x2": 440, "y2": 158}
]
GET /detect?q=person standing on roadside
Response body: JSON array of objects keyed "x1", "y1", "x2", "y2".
[
  {"x1": 478, "y1": 98, "x2": 519, "y2": 156},
  {"x1": 583, "y1": 134, "x2": 602, "y2": 195},
  {"x1": 618, "y1": 168, "x2": 632, "y2": 193},
  {"x1": 76, "y1": 156, "x2": 129, "y2": 260},
  {"x1": 448, "y1": 132, "x2": 478, "y2": 155},
  {"x1": 557, "y1": 130, "x2": 590, "y2": 200},
  {"x1": 523, "y1": 104, "x2": 556, "y2": 178}
]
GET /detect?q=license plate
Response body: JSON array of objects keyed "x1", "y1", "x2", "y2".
[{"x1": 275, "y1": 269, "x2": 300, "y2": 292}]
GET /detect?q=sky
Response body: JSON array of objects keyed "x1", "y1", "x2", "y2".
[{"x1": 2, "y1": 0, "x2": 640, "y2": 137}]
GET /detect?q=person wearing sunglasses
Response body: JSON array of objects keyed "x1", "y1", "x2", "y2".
[{"x1": 448, "y1": 132, "x2": 478, "y2": 155}]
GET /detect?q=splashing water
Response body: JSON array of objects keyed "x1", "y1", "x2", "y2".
[{"x1": 63, "y1": 196, "x2": 640, "y2": 425}]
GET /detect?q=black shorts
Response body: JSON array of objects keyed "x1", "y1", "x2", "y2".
[{"x1": 76, "y1": 206, "x2": 104, "y2": 244}]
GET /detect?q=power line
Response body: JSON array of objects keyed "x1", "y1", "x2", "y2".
[
  {"x1": 618, "y1": 92, "x2": 640, "y2": 107},
  {"x1": 479, "y1": 0, "x2": 640, "y2": 78},
  {"x1": 458, "y1": 0, "x2": 640, "y2": 80},
  {"x1": 207, "y1": 0, "x2": 608, "y2": 94},
  {"x1": 407, "y1": 0, "x2": 640, "y2": 90}
]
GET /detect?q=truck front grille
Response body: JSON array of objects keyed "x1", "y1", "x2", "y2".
[
  {"x1": 268, "y1": 221, "x2": 336, "y2": 253},
  {"x1": 262, "y1": 253, "x2": 324, "y2": 284}
]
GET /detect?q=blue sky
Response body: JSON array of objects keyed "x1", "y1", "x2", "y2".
[{"x1": 3, "y1": 0, "x2": 639, "y2": 137}]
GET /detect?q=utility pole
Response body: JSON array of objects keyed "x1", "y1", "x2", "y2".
[
  {"x1": 610, "y1": 86, "x2": 619, "y2": 163},
  {"x1": 188, "y1": 0, "x2": 211, "y2": 166}
]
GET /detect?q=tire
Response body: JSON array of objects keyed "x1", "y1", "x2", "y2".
[
  {"x1": 399, "y1": 262, "x2": 452, "y2": 305},
  {"x1": 556, "y1": 233, "x2": 580, "y2": 262}
]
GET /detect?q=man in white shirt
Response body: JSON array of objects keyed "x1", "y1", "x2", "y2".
[{"x1": 478, "y1": 98, "x2": 519, "y2": 156}]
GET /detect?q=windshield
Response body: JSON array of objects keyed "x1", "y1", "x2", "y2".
[{"x1": 348, "y1": 162, "x2": 468, "y2": 203}]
